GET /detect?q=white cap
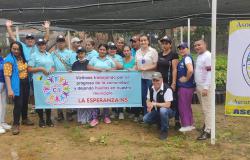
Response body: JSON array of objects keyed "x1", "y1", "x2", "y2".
[{"x1": 71, "y1": 37, "x2": 81, "y2": 43}]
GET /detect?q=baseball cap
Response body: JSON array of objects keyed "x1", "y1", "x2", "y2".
[
  {"x1": 76, "y1": 47, "x2": 86, "y2": 53},
  {"x1": 177, "y1": 42, "x2": 188, "y2": 49},
  {"x1": 160, "y1": 36, "x2": 172, "y2": 44},
  {"x1": 71, "y1": 37, "x2": 82, "y2": 43},
  {"x1": 36, "y1": 38, "x2": 46, "y2": 45},
  {"x1": 56, "y1": 35, "x2": 65, "y2": 42},
  {"x1": 130, "y1": 36, "x2": 139, "y2": 42},
  {"x1": 107, "y1": 42, "x2": 117, "y2": 50},
  {"x1": 26, "y1": 33, "x2": 35, "y2": 39},
  {"x1": 152, "y1": 72, "x2": 163, "y2": 80}
]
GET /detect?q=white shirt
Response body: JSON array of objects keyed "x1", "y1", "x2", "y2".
[
  {"x1": 147, "y1": 83, "x2": 173, "y2": 102},
  {"x1": 195, "y1": 50, "x2": 211, "y2": 89},
  {"x1": 136, "y1": 46, "x2": 158, "y2": 79}
]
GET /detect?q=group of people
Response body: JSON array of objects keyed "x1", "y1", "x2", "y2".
[{"x1": 0, "y1": 20, "x2": 212, "y2": 141}]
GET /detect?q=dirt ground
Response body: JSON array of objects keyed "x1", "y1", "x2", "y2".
[{"x1": 0, "y1": 104, "x2": 249, "y2": 160}]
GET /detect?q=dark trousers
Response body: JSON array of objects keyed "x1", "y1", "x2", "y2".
[
  {"x1": 13, "y1": 78, "x2": 29, "y2": 125},
  {"x1": 37, "y1": 109, "x2": 51, "y2": 121},
  {"x1": 173, "y1": 91, "x2": 180, "y2": 121}
]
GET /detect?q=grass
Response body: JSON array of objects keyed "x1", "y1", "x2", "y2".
[{"x1": 0, "y1": 104, "x2": 249, "y2": 160}]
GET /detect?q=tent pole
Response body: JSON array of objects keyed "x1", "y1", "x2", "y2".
[
  {"x1": 211, "y1": 0, "x2": 217, "y2": 145},
  {"x1": 67, "y1": 31, "x2": 71, "y2": 49},
  {"x1": 180, "y1": 26, "x2": 183, "y2": 43},
  {"x1": 187, "y1": 18, "x2": 190, "y2": 48},
  {"x1": 15, "y1": 26, "x2": 19, "y2": 40}
]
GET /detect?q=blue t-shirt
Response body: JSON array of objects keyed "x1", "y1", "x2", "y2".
[
  {"x1": 18, "y1": 40, "x2": 38, "y2": 62},
  {"x1": 0, "y1": 57, "x2": 5, "y2": 83},
  {"x1": 28, "y1": 51, "x2": 54, "y2": 72},
  {"x1": 123, "y1": 58, "x2": 135, "y2": 69},
  {"x1": 107, "y1": 54, "x2": 124, "y2": 67},
  {"x1": 131, "y1": 48, "x2": 137, "y2": 57},
  {"x1": 89, "y1": 56, "x2": 116, "y2": 69},
  {"x1": 86, "y1": 49, "x2": 99, "y2": 61},
  {"x1": 51, "y1": 49, "x2": 76, "y2": 71}
]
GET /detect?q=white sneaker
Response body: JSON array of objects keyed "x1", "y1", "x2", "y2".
[
  {"x1": 1, "y1": 123, "x2": 12, "y2": 130},
  {"x1": 118, "y1": 113, "x2": 124, "y2": 120},
  {"x1": 179, "y1": 126, "x2": 193, "y2": 132},
  {"x1": 133, "y1": 117, "x2": 139, "y2": 122},
  {"x1": 110, "y1": 112, "x2": 117, "y2": 119},
  {"x1": 0, "y1": 126, "x2": 6, "y2": 134},
  {"x1": 128, "y1": 113, "x2": 135, "y2": 119},
  {"x1": 189, "y1": 126, "x2": 196, "y2": 130}
]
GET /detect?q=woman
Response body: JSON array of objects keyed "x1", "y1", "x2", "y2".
[
  {"x1": 106, "y1": 42, "x2": 124, "y2": 120},
  {"x1": 85, "y1": 39, "x2": 99, "y2": 61},
  {"x1": 72, "y1": 47, "x2": 92, "y2": 124},
  {"x1": 28, "y1": 38, "x2": 55, "y2": 128},
  {"x1": 135, "y1": 35, "x2": 158, "y2": 121},
  {"x1": 123, "y1": 45, "x2": 136, "y2": 118},
  {"x1": 176, "y1": 42, "x2": 196, "y2": 132},
  {"x1": 0, "y1": 48, "x2": 11, "y2": 134},
  {"x1": 157, "y1": 36, "x2": 181, "y2": 130},
  {"x1": 4, "y1": 41, "x2": 33, "y2": 135},
  {"x1": 123, "y1": 46, "x2": 135, "y2": 70},
  {"x1": 87, "y1": 44, "x2": 116, "y2": 127}
]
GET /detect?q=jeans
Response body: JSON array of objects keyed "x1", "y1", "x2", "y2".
[
  {"x1": 143, "y1": 108, "x2": 175, "y2": 132},
  {"x1": 0, "y1": 82, "x2": 7, "y2": 123},
  {"x1": 13, "y1": 79, "x2": 29, "y2": 125}
]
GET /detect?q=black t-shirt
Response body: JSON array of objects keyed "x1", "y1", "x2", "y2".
[
  {"x1": 72, "y1": 59, "x2": 89, "y2": 71},
  {"x1": 157, "y1": 51, "x2": 179, "y2": 85}
]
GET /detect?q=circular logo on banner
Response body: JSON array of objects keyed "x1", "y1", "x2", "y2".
[
  {"x1": 242, "y1": 44, "x2": 250, "y2": 86},
  {"x1": 43, "y1": 75, "x2": 70, "y2": 105}
]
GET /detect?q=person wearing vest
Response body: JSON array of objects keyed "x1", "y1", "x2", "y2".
[
  {"x1": 177, "y1": 43, "x2": 196, "y2": 132},
  {"x1": 143, "y1": 72, "x2": 175, "y2": 140},
  {"x1": 4, "y1": 42, "x2": 34, "y2": 135},
  {"x1": 194, "y1": 40, "x2": 212, "y2": 140}
]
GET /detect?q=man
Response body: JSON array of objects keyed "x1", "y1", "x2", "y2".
[
  {"x1": 6, "y1": 20, "x2": 50, "y2": 62},
  {"x1": 194, "y1": 39, "x2": 212, "y2": 140},
  {"x1": 130, "y1": 35, "x2": 140, "y2": 57},
  {"x1": 143, "y1": 72, "x2": 175, "y2": 140},
  {"x1": 116, "y1": 37, "x2": 125, "y2": 57},
  {"x1": 71, "y1": 37, "x2": 82, "y2": 52},
  {"x1": 52, "y1": 35, "x2": 76, "y2": 121},
  {"x1": 157, "y1": 36, "x2": 181, "y2": 130}
]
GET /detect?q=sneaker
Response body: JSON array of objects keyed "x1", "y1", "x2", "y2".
[
  {"x1": 133, "y1": 117, "x2": 139, "y2": 122},
  {"x1": 90, "y1": 119, "x2": 99, "y2": 127},
  {"x1": 0, "y1": 126, "x2": 6, "y2": 134},
  {"x1": 22, "y1": 119, "x2": 34, "y2": 126},
  {"x1": 104, "y1": 117, "x2": 111, "y2": 124},
  {"x1": 179, "y1": 126, "x2": 193, "y2": 132},
  {"x1": 1, "y1": 123, "x2": 12, "y2": 130},
  {"x1": 128, "y1": 113, "x2": 135, "y2": 119},
  {"x1": 46, "y1": 120, "x2": 54, "y2": 127},
  {"x1": 189, "y1": 126, "x2": 196, "y2": 130},
  {"x1": 197, "y1": 131, "x2": 211, "y2": 140},
  {"x1": 118, "y1": 113, "x2": 125, "y2": 120},
  {"x1": 39, "y1": 120, "x2": 46, "y2": 128},
  {"x1": 30, "y1": 105, "x2": 36, "y2": 114},
  {"x1": 174, "y1": 121, "x2": 181, "y2": 130},
  {"x1": 12, "y1": 125, "x2": 20, "y2": 135},
  {"x1": 57, "y1": 113, "x2": 65, "y2": 122},
  {"x1": 159, "y1": 131, "x2": 168, "y2": 140},
  {"x1": 110, "y1": 112, "x2": 117, "y2": 119}
]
